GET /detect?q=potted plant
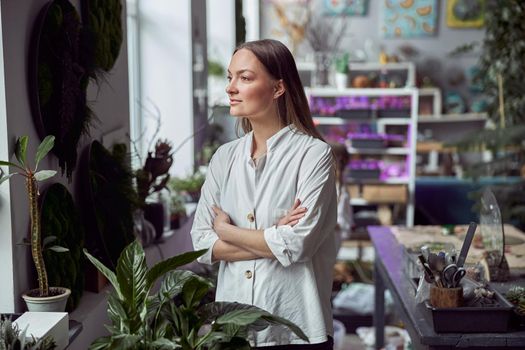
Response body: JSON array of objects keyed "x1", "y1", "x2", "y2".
[
  {"x1": 84, "y1": 241, "x2": 308, "y2": 349},
  {"x1": 334, "y1": 53, "x2": 349, "y2": 89},
  {"x1": 169, "y1": 172, "x2": 205, "y2": 204},
  {"x1": 135, "y1": 139, "x2": 174, "y2": 240},
  {"x1": 0, "y1": 317, "x2": 55, "y2": 350},
  {"x1": 170, "y1": 191, "x2": 187, "y2": 229},
  {"x1": 0, "y1": 135, "x2": 70, "y2": 312}
]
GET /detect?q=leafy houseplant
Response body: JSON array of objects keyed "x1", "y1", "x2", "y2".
[
  {"x1": 0, "y1": 317, "x2": 56, "y2": 350},
  {"x1": 84, "y1": 241, "x2": 308, "y2": 349},
  {"x1": 169, "y1": 172, "x2": 205, "y2": 204},
  {"x1": 450, "y1": 2, "x2": 525, "y2": 231},
  {"x1": 0, "y1": 136, "x2": 70, "y2": 310}
]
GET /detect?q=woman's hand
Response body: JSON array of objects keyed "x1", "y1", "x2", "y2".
[
  {"x1": 212, "y1": 206, "x2": 231, "y2": 237},
  {"x1": 277, "y1": 199, "x2": 307, "y2": 227}
]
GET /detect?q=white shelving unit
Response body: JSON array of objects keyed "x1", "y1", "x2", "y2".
[{"x1": 306, "y1": 87, "x2": 418, "y2": 226}]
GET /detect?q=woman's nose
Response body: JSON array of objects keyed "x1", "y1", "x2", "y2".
[{"x1": 226, "y1": 80, "x2": 237, "y2": 95}]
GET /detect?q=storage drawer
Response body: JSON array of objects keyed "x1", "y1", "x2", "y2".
[{"x1": 346, "y1": 185, "x2": 407, "y2": 204}]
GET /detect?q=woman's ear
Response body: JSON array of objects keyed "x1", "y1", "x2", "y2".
[{"x1": 273, "y1": 79, "x2": 285, "y2": 99}]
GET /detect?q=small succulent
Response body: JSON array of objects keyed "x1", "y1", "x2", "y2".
[
  {"x1": 506, "y1": 286, "x2": 525, "y2": 315},
  {"x1": 506, "y1": 286, "x2": 525, "y2": 304}
]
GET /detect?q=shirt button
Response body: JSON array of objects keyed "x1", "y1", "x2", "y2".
[
  {"x1": 247, "y1": 213, "x2": 255, "y2": 222},
  {"x1": 245, "y1": 270, "x2": 253, "y2": 279}
]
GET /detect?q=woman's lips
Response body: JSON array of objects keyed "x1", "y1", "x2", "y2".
[{"x1": 230, "y1": 99, "x2": 241, "y2": 105}]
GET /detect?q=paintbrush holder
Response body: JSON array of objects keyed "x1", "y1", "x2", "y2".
[{"x1": 430, "y1": 286, "x2": 463, "y2": 308}]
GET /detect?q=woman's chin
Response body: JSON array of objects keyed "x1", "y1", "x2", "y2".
[{"x1": 229, "y1": 108, "x2": 244, "y2": 117}]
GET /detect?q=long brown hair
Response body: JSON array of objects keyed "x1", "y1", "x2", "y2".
[{"x1": 233, "y1": 39, "x2": 325, "y2": 141}]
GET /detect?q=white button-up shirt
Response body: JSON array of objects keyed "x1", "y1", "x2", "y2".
[{"x1": 190, "y1": 125, "x2": 337, "y2": 346}]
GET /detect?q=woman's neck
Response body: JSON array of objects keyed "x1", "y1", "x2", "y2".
[{"x1": 250, "y1": 116, "x2": 283, "y2": 157}]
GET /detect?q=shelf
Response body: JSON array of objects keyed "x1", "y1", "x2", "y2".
[
  {"x1": 347, "y1": 147, "x2": 409, "y2": 155},
  {"x1": 418, "y1": 113, "x2": 487, "y2": 123},
  {"x1": 346, "y1": 178, "x2": 410, "y2": 185},
  {"x1": 306, "y1": 87, "x2": 418, "y2": 97},
  {"x1": 313, "y1": 117, "x2": 412, "y2": 125},
  {"x1": 350, "y1": 197, "x2": 407, "y2": 205}
]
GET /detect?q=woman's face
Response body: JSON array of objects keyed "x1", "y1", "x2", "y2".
[{"x1": 226, "y1": 49, "x2": 278, "y2": 120}]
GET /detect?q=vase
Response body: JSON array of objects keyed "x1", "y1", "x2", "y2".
[
  {"x1": 22, "y1": 287, "x2": 71, "y2": 312},
  {"x1": 133, "y1": 209, "x2": 156, "y2": 247},
  {"x1": 335, "y1": 72, "x2": 348, "y2": 89},
  {"x1": 313, "y1": 51, "x2": 333, "y2": 87}
]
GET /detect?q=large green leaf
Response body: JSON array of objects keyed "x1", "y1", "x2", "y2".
[
  {"x1": 34, "y1": 170, "x2": 56, "y2": 181},
  {"x1": 201, "y1": 302, "x2": 309, "y2": 342},
  {"x1": 35, "y1": 135, "x2": 55, "y2": 169},
  {"x1": 259, "y1": 314, "x2": 308, "y2": 342},
  {"x1": 159, "y1": 270, "x2": 196, "y2": 302},
  {"x1": 181, "y1": 275, "x2": 213, "y2": 309},
  {"x1": 215, "y1": 309, "x2": 265, "y2": 327},
  {"x1": 84, "y1": 248, "x2": 123, "y2": 299},
  {"x1": 0, "y1": 160, "x2": 24, "y2": 171},
  {"x1": 145, "y1": 249, "x2": 207, "y2": 290},
  {"x1": 107, "y1": 292, "x2": 130, "y2": 333},
  {"x1": 116, "y1": 240, "x2": 148, "y2": 319},
  {"x1": 108, "y1": 334, "x2": 141, "y2": 349},
  {"x1": 150, "y1": 338, "x2": 182, "y2": 350},
  {"x1": 15, "y1": 136, "x2": 28, "y2": 167},
  {"x1": 89, "y1": 336, "x2": 112, "y2": 350}
]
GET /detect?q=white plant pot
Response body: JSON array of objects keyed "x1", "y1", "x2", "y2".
[
  {"x1": 335, "y1": 72, "x2": 348, "y2": 89},
  {"x1": 22, "y1": 287, "x2": 71, "y2": 312}
]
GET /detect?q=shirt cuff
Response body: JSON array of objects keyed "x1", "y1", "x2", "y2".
[
  {"x1": 196, "y1": 235, "x2": 220, "y2": 265},
  {"x1": 264, "y1": 225, "x2": 293, "y2": 267}
]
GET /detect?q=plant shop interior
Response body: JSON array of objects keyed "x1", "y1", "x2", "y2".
[{"x1": 1, "y1": 0, "x2": 525, "y2": 349}]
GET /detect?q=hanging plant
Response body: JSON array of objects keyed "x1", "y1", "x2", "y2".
[
  {"x1": 28, "y1": 0, "x2": 95, "y2": 181},
  {"x1": 40, "y1": 183, "x2": 85, "y2": 311},
  {"x1": 81, "y1": 0, "x2": 123, "y2": 77}
]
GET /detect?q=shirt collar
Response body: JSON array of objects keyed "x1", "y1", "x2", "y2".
[{"x1": 243, "y1": 124, "x2": 297, "y2": 161}]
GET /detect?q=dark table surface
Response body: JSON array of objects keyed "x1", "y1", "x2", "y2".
[{"x1": 368, "y1": 226, "x2": 525, "y2": 349}]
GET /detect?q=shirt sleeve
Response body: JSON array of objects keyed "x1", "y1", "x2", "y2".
[
  {"x1": 190, "y1": 148, "x2": 223, "y2": 265},
  {"x1": 263, "y1": 144, "x2": 337, "y2": 267}
]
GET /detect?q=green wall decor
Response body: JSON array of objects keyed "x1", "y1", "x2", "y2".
[
  {"x1": 80, "y1": 141, "x2": 136, "y2": 269},
  {"x1": 81, "y1": 0, "x2": 123, "y2": 75},
  {"x1": 29, "y1": 0, "x2": 94, "y2": 181},
  {"x1": 40, "y1": 183, "x2": 85, "y2": 311}
]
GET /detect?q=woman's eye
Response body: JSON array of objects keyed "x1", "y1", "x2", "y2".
[
  {"x1": 241, "y1": 76, "x2": 250, "y2": 81},
  {"x1": 227, "y1": 76, "x2": 232, "y2": 81}
]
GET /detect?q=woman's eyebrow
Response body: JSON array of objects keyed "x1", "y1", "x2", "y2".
[{"x1": 227, "y1": 69, "x2": 255, "y2": 75}]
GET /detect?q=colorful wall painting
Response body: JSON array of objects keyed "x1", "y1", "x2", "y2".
[
  {"x1": 446, "y1": 0, "x2": 485, "y2": 28},
  {"x1": 323, "y1": 0, "x2": 368, "y2": 16},
  {"x1": 382, "y1": 0, "x2": 438, "y2": 38}
]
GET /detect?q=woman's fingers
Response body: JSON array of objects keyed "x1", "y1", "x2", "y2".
[
  {"x1": 291, "y1": 198, "x2": 301, "y2": 211},
  {"x1": 289, "y1": 213, "x2": 305, "y2": 221},
  {"x1": 289, "y1": 220, "x2": 299, "y2": 226}
]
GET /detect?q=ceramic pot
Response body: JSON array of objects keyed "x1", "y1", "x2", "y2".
[{"x1": 22, "y1": 287, "x2": 71, "y2": 312}]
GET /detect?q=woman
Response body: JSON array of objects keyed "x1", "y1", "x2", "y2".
[{"x1": 191, "y1": 39, "x2": 337, "y2": 349}]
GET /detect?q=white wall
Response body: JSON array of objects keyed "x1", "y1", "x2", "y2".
[
  {"x1": 139, "y1": 0, "x2": 193, "y2": 177},
  {"x1": 260, "y1": 0, "x2": 485, "y2": 103},
  {"x1": 0, "y1": 0, "x2": 130, "y2": 313},
  {"x1": 0, "y1": 2, "x2": 15, "y2": 313}
]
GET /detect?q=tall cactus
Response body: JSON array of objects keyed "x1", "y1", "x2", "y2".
[{"x1": 0, "y1": 135, "x2": 58, "y2": 297}]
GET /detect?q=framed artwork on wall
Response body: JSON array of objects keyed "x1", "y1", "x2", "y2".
[
  {"x1": 382, "y1": 0, "x2": 437, "y2": 38},
  {"x1": 447, "y1": 0, "x2": 485, "y2": 28},
  {"x1": 323, "y1": 0, "x2": 368, "y2": 16}
]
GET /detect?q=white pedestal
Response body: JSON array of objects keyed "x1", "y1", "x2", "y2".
[{"x1": 13, "y1": 312, "x2": 69, "y2": 350}]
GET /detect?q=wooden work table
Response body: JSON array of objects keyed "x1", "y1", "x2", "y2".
[{"x1": 368, "y1": 226, "x2": 525, "y2": 349}]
